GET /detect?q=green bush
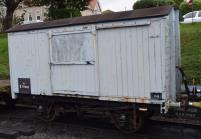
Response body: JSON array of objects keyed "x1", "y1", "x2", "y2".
[
  {"x1": 174, "y1": 0, "x2": 184, "y2": 6},
  {"x1": 133, "y1": 0, "x2": 175, "y2": 10},
  {"x1": 47, "y1": 8, "x2": 81, "y2": 20},
  {"x1": 0, "y1": 34, "x2": 9, "y2": 79},
  {"x1": 180, "y1": 0, "x2": 201, "y2": 15}
]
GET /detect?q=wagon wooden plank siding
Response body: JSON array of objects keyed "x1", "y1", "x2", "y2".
[{"x1": 7, "y1": 6, "x2": 181, "y2": 113}]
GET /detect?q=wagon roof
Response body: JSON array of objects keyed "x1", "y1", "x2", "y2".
[{"x1": 7, "y1": 5, "x2": 174, "y2": 33}]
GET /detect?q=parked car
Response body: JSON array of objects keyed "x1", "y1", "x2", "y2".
[{"x1": 182, "y1": 11, "x2": 201, "y2": 23}]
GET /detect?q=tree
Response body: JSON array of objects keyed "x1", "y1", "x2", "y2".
[
  {"x1": 23, "y1": 0, "x2": 33, "y2": 7},
  {"x1": 180, "y1": 0, "x2": 201, "y2": 15},
  {"x1": 0, "y1": 0, "x2": 23, "y2": 31},
  {"x1": 173, "y1": 0, "x2": 183, "y2": 7},
  {"x1": 33, "y1": 0, "x2": 89, "y2": 20},
  {"x1": 133, "y1": 0, "x2": 175, "y2": 10}
]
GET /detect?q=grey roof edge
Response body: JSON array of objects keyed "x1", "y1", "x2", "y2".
[{"x1": 7, "y1": 5, "x2": 175, "y2": 33}]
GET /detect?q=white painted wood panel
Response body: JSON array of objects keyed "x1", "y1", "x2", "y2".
[
  {"x1": 97, "y1": 24, "x2": 164, "y2": 99},
  {"x1": 51, "y1": 65, "x2": 96, "y2": 96},
  {"x1": 50, "y1": 31, "x2": 97, "y2": 96},
  {"x1": 8, "y1": 33, "x2": 51, "y2": 96}
]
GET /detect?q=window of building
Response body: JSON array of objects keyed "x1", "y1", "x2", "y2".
[
  {"x1": 28, "y1": 13, "x2": 32, "y2": 21},
  {"x1": 36, "y1": 11, "x2": 41, "y2": 21},
  {"x1": 37, "y1": 15, "x2": 41, "y2": 20}
]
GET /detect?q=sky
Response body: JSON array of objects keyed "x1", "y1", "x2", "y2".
[{"x1": 99, "y1": 0, "x2": 137, "y2": 12}]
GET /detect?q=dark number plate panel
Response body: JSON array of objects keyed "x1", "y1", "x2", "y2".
[
  {"x1": 18, "y1": 78, "x2": 31, "y2": 94},
  {"x1": 151, "y1": 93, "x2": 162, "y2": 100}
]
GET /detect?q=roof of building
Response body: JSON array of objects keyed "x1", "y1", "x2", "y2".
[{"x1": 7, "y1": 5, "x2": 174, "y2": 33}]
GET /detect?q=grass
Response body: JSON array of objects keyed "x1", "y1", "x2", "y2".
[
  {"x1": 0, "y1": 23, "x2": 201, "y2": 82},
  {"x1": 180, "y1": 23, "x2": 201, "y2": 83},
  {"x1": 0, "y1": 33, "x2": 9, "y2": 79}
]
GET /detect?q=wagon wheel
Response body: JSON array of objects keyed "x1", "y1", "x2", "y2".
[
  {"x1": 39, "y1": 103, "x2": 56, "y2": 122},
  {"x1": 111, "y1": 110, "x2": 144, "y2": 134}
]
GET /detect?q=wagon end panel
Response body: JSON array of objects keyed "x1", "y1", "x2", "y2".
[{"x1": 164, "y1": 8, "x2": 181, "y2": 103}]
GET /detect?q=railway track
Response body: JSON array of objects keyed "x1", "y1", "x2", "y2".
[
  {"x1": 0, "y1": 104, "x2": 200, "y2": 139},
  {"x1": 151, "y1": 115, "x2": 201, "y2": 126}
]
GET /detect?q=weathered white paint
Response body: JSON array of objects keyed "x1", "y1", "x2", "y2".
[
  {"x1": 8, "y1": 32, "x2": 51, "y2": 97},
  {"x1": 8, "y1": 8, "x2": 181, "y2": 111}
]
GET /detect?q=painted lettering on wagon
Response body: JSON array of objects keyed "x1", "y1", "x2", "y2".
[
  {"x1": 18, "y1": 78, "x2": 31, "y2": 94},
  {"x1": 151, "y1": 92, "x2": 162, "y2": 100}
]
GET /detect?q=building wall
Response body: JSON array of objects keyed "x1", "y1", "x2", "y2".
[
  {"x1": 14, "y1": 6, "x2": 47, "y2": 24},
  {"x1": 0, "y1": 6, "x2": 6, "y2": 31},
  {"x1": 81, "y1": 0, "x2": 102, "y2": 16},
  {"x1": 0, "y1": 6, "x2": 6, "y2": 17},
  {"x1": 14, "y1": 0, "x2": 102, "y2": 25}
]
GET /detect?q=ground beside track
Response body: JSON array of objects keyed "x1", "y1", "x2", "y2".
[
  {"x1": 0, "y1": 80, "x2": 9, "y2": 88},
  {"x1": 0, "y1": 105, "x2": 200, "y2": 139}
]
